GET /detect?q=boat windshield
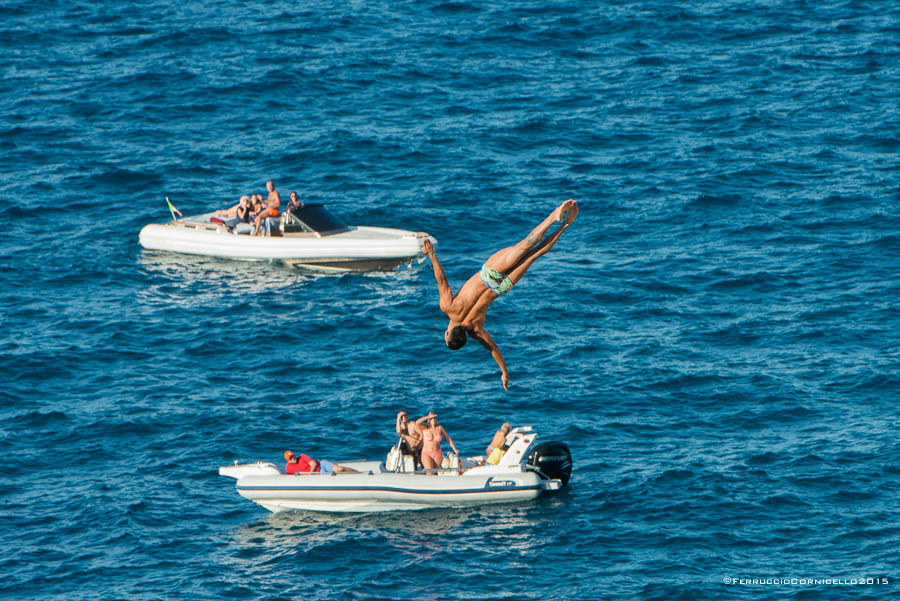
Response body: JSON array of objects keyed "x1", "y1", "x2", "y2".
[{"x1": 288, "y1": 204, "x2": 349, "y2": 234}]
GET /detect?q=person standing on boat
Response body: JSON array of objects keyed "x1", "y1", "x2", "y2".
[
  {"x1": 422, "y1": 199, "x2": 578, "y2": 391},
  {"x1": 283, "y1": 450, "x2": 358, "y2": 474},
  {"x1": 416, "y1": 411, "x2": 458, "y2": 472},
  {"x1": 252, "y1": 180, "x2": 282, "y2": 235},
  {"x1": 396, "y1": 410, "x2": 423, "y2": 467}
]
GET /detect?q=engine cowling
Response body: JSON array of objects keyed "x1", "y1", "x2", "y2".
[{"x1": 526, "y1": 441, "x2": 572, "y2": 487}]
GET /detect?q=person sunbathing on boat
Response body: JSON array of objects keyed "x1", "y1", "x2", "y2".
[
  {"x1": 396, "y1": 410, "x2": 423, "y2": 468},
  {"x1": 215, "y1": 195, "x2": 248, "y2": 219},
  {"x1": 252, "y1": 180, "x2": 282, "y2": 236},
  {"x1": 422, "y1": 199, "x2": 578, "y2": 391},
  {"x1": 283, "y1": 450, "x2": 358, "y2": 474},
  {"x1": 416, "y1": 411, "x2": 458, "y2": 472},
  {"x1": 215, "y1": 195, "x2": 252, "y2": 229}
]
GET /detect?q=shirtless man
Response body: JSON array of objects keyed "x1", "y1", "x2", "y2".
[
  {"x1": 252, "y1": 180, "x2": 282, "y2": 235},
  {"x1": 422, "y1": 199, "x2": 578, "y2": 391},
  {"x1": 486, "y1": 422, "x2": 511, "y2": 456},
  {"x1": 395, "y1": 410, "x2": 423, "y2": 467}
]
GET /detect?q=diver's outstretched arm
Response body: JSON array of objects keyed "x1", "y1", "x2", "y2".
[
  {"x1": 471, "y1": 328, "x2": 509, "y2": 392},
  {"x1": 423, "y1": 239, "x2": 453, "y2": 311}
]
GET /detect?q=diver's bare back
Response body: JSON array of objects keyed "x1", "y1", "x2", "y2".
[{"x1": 448, "y1": 273, "x2": 496, "y2": 326}]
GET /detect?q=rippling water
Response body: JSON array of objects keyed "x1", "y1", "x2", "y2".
[{"x1": 1, "y1": 1, "x2": 898, "y2": 599}]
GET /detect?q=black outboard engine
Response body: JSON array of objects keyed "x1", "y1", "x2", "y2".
[{"x1": 526, "y1": 441, "x2": 572, "y2": 488}]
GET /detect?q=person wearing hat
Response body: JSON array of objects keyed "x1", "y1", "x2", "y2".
[{"x1": 283, "y1": 449, "x2": 358, "y2": 475}]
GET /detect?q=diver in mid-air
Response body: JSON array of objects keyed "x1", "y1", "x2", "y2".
[{"x1": 422, "y1": 199, "x2": 578, "y2": 391}]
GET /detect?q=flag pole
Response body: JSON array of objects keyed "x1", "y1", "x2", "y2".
[{"x1": 166, "y1": 196, "x2": 183, "y2": 222}]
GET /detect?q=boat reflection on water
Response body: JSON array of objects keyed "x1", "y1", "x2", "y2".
[
  {"x1": 136, "y1": 248, "x2": 425, "y2": 312},
  {"x1": 137, "y1": 251, "x2": 308, "y2": 286},
  {"x1": 135, "y1": 252, "x2": 310, "y2": 310},
  {"x1": 221, "y1": 499, "x2": 566, "y2": 569}
]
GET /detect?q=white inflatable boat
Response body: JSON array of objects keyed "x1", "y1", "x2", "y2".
[
  {"x1": 219, "y1": 427, "x2": 572, "y2": 513},
  {"x1": 139, "y1": 203, "x2": 435, "y2": 272}
]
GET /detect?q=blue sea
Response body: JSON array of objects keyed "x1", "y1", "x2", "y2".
[{"x1": 1, "y1": 1, "x2": 897, "y2": 599}]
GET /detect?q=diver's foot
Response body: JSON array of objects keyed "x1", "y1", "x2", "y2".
[
  {"x1": 553, "y1": 199, "x2": 572, "y2": 222},
  {"x1": 564, "y1": 200, "x2": 578, "y2": 225}
]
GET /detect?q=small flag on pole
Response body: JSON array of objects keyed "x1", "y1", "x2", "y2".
[{"x1": 166, "y1": 196, "x2": 182, "y2": 221}]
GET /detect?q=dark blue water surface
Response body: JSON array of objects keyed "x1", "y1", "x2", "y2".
[{"x1": 1, "y1": 1, "x2": 898, "y2": 599}]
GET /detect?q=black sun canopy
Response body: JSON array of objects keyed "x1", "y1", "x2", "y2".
[{"x1": 286, "y1": 204, "x2": 350, "y2": 234}]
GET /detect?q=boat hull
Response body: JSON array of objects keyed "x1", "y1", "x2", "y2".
[
  {"x1": 229, "y1": 468, "x2": 543, "y2": 513},
  {"x1": 139, "y1": 221, "x2": 432, "y2": 271}
]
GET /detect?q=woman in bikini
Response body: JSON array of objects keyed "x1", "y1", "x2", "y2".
[{"x1": 416, "y1": 411, "x2": 459, "y2": 472}]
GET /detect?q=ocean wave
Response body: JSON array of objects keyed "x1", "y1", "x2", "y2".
[{"x1": 1, "y1": 1, "x2": 898, "y2": 599}]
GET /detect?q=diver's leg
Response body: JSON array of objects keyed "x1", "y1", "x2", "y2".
[
  {"x1": 484, "y1": 200, "x2": 575, "y2": 273},
  {"x1": 506, "y1": 216, "x2": 575, "y2": 285}
]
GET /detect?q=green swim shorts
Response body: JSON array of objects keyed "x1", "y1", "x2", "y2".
[{"x1": 480, "y1": 263, "x2": 514, "y2": 295}]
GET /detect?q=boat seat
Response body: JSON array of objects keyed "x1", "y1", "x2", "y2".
[
  {"x1": 385, "y1": 445, "x2": 416, "y2": 473},
  {"x1": 440, "y1": 453, "x2": 460, "y2": 470},
  {"x1": 263, "y1": 217, "x2": 282, "y2": 237}
]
